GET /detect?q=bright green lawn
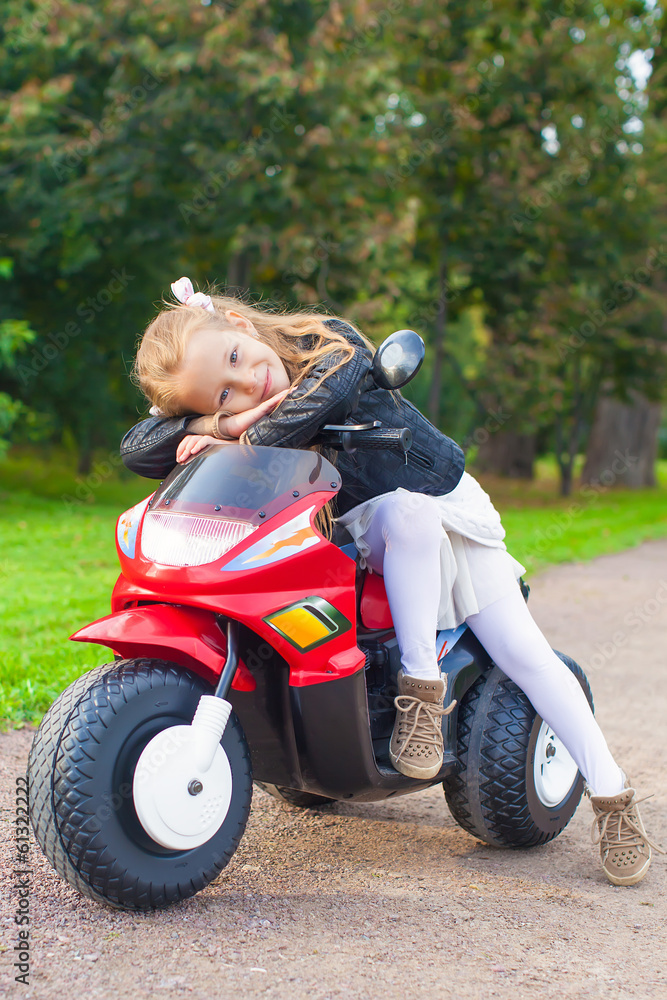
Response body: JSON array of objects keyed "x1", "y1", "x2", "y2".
[
  {"x1": 485, "y1": 455, "x2": 667, "y2": 576},
  {"x1": 1, "y1": 446, "x2": 666, "y2": 727},
  {"x1": 0, "y1": 447, "x2": 152, "y2": 727}
]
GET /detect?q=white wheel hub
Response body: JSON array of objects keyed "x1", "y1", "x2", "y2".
[
  {"x1": 533, "y1": 721, "x2": 579, "y2": 807},
  {"x1": 133, "y1": 696, "x2": 233, "y2": 850}
]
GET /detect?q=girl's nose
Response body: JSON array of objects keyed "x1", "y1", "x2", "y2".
[{"x1": 239, "y1": 369, "x2": 257, "y2": 393}]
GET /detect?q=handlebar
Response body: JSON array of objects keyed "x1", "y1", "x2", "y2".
[
  {"x1": 348, "y1": 426, "x2": 412, "y2": 451},
  {"x1": 317, "y1": 421, "x2": 412, "y2": 456}
]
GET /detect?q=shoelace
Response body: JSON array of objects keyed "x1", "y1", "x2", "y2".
[
  {"x1": 392, "y1": 694, "x2": 457, "y2": 762},
  {"x1": 590, "y1": 794, "x2": 666, "y2": 855}
]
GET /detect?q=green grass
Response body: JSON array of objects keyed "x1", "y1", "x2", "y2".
[
  {"x1": 482, "y1": 455, "x2": 667, "y2": 575},
  {"x1": 1, "y1": 445, "x2": 666, "y2": 727},
  {"x1": 0, "y1": 446, "x2": 153, "y2": 727}
]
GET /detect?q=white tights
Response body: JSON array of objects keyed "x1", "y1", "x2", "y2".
[{"x1": 360, "y1": 493, "x2": 625, "y2": 797}]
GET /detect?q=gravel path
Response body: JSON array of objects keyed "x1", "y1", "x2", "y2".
[{"x1": 2, "y1": 540, "x2": 666, "y2": 1000}]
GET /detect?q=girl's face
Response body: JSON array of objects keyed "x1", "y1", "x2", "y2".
[{"x1": 176, "y1": 311, "x2": 291, "y2": 415}]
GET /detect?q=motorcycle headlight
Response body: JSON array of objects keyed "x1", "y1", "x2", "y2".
[{"x1": 140, "y1": 511, "x2": 257, "y2": 567}]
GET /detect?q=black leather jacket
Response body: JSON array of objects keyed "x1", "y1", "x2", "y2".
[{"x1": 119, "y1": 319, "x2": 465, "y2": 517}]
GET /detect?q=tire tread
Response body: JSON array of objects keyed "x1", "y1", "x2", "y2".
[
  {"x1": 29, "y1": 659, "x2": 252, "y2": 910},
  {"x1": 444, "y1": 652, "x2": 593, "y2": 848}
]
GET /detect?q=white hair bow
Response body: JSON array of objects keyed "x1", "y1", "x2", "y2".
[{"x1": 170, "y1": 275, "x2": 215, "y2": 314}]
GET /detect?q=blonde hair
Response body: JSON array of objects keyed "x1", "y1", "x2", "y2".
[{"x1": 130, "y1": 281, "x2": 401, "y2": 541}]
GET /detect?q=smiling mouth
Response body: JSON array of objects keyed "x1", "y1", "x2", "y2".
[{"x1": 262, "y1": 366, "x2": 271, "y2": 400}]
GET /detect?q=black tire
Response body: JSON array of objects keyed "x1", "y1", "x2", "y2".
[
  {"x1": 254, "y1": 782, "x2": 335, "y2": 808},
  {"x1": 443, "y1": 651, "x2": 593, "y2": 848},
  {"x1": 28, "y1": 658, "x2": 253, "y2": 911}
]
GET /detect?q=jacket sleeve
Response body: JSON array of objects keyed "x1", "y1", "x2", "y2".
[
  {"x1": 119, "y1": 413, "x2": 207, "y2": 479},
  {"x1": 240, "y1": 320, "x2": 375, "y2": 449}
]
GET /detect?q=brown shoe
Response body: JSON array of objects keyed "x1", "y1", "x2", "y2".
[
  {"x1": 589, "y1": 781, "x2": 665, "y2": 886},
  {"x1": 389, "y1": 670, "x2": 456, "y2": 780}
]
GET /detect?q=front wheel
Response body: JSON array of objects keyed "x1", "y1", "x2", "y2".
[
  {"x1": 443, "y1": 652, "x2": 593, "y2": 848},
  {"x1": 28, "y1": 658, "x2": 252, "y2": 911}
]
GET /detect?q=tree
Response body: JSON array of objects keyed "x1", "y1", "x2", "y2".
[
  {"x1": 0, "y1": 258, "x2": 38, "y2": 460},
  {"x1": 582, "y1": 387, "x2": 661, "y2": 487},
  {"x1": 1, "y1": 0, "x2": 665, "y2": 488},
  {"x1": 0, "y1": 0, "x2": 417, "y2": 463},
  {"x1": 338, "y1": 0, "x2": 666, "y2": 490}
]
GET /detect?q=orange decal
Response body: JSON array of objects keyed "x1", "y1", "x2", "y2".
[
  {"x1": 246, "y1": 526, "x2": 316, "y2": 563},
  {"x1": 120, "y1": 512, "x2": 132, "y2": 547}
]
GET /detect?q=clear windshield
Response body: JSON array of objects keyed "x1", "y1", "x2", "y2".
[{"x1": 148, "y1": 443, "x2": 340, "y2": 525}]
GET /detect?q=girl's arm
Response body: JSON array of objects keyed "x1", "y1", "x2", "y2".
[
  {"x1": 175, "y1": 390, "x2": 292, "y2": 464},
  {"x1": 119, "y1": 391, "x2": 293, "y2": 478},
  {"x1": 215, "y1": 389, "x2": 291, "y2": 439},
  {"x1": 119, "y1": 413, "x2": 216, "y2": 479}
]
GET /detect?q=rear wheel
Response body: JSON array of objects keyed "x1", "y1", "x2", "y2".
[
  {"x1": 443, "y1": 652, "x2": 593, "y2": 848},
  {"x1": 254, "y1": 782, "x2": 335, "y2": 808},
  {"x1": 29, "y1": 659, "x2": 252, "y2": 911}
]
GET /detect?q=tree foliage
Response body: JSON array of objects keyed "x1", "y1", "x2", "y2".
[
  {"x1": 0, "y1": 257, "x2": 40, "y2": 460},
  {"x1": 0, "y1": 0, "x2": 665, "y2": 490}
]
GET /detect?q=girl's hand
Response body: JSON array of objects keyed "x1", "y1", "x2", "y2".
[
  {"x1": 222, "y1": 388, "x2": 292, "y2": 438},
  {"x1": 176, "y1": 434, "x2": 234, "y2": 464}
]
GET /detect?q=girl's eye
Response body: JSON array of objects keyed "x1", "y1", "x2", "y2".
[{"x1": 219, "y1": 349, "x2": 238, "y2": 405}]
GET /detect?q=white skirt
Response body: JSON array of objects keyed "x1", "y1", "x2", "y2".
[{"x1": 334, "y1": 472, "x2": 527, "y2": 630}]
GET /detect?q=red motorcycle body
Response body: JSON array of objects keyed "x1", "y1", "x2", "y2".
[{"x1": 70, "y1": 444, "x2": 487, "y2": 801}]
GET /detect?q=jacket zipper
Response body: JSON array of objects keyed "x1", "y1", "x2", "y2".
[{"x1": 409, "y1": 447, "x2": 435, "y2": 470}]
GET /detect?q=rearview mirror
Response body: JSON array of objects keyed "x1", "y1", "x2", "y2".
[{"x1": 371, "y1": 329, "x2": 425, "y2": 390}]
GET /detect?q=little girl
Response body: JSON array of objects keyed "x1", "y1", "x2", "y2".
[{"x1": 124, "y1": 275, "x2": 661, "y2": 887}]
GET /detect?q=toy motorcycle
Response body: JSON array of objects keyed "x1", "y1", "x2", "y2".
[{"x1": 28, "y1": 331, "x2": 593, "y2": 912}]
